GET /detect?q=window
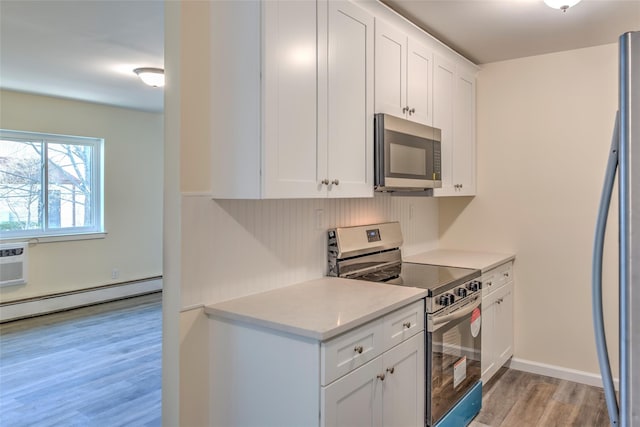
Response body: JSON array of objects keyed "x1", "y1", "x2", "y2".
[{"x1": 0, "y1": 130, "x2": 103, "y2": 239}]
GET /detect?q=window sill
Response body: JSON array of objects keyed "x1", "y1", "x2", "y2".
[{"x1": 0, "y1": 232, "x2": 107, "y2": 244}]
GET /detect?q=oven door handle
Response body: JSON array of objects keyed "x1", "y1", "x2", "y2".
[{"x1": 433, "y1": 298, "x2": 481, "y2": 326}]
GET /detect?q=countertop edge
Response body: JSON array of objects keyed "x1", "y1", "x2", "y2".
[
  {"x1": 205, "y1": 290, "x2": 428, "y2": 341},
  {"x1": 404, "y1": 250, "x2": 516, "y2": 273},
  {"x1": 479, "y1": 255, "x2": 516, "y2": 273}
]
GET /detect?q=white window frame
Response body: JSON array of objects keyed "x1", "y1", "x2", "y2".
[{"x1": 0, "y1": 129, "x2": 104, "y2": 241}]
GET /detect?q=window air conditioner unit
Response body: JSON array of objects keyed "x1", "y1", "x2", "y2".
[{"x1": 0, "y1": 242, "x2": 28, "y2": 287}]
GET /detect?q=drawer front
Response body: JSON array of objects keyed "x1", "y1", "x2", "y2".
[
  {"x1": 383, "y1": 299, "x2": 424, "y2": 350},
  {"x1": 482, "y1": 261, "x2": 513, "y2": 296},
  {"x1": 321, "y1": 318, "x2": 384, "y2": 386}
]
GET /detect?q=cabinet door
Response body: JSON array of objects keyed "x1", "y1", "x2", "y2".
[
  {"x1": 432, "y1": 54, "x2": 455, "y2": 196},
  {"x1": 263, "y1": 0, "x2": 324, "y2": 198},
  {"x1": 321, "y1": 357, "x2": 384, "y2": 427},
  {"x1": 406, "y1": 39, "x2": 433, "y2": 126},
  {"x1": 494, "y1": 282, "x2": 514, "y2": 368},
  {"x1": 323, "y1": 0, "x2": 374, "y2": 198},
  {"x1": 374, "y1": 20, "x2": 406, "y2": 118},
  {"x1": 480, "y1": 294, "x2": 497, "y2": 383},
  {"x1": 453, "y1": 68, "x2": 476, "y2": 196},
  {"x1": 382, "y1": 332, "x2": 425, "y2": 427}
]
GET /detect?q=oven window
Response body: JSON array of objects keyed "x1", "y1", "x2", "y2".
[{"x1": 430, "y1": 311, "x2": 481, "y2": 424}]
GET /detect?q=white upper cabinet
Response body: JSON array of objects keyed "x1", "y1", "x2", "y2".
[
  {"x1": 375, "y1": 20, "x2": 433, "y2": 126},
  {"x1": 263, "y1": 0, "x2": 321, "y2": 198},
  {"x1": 210, "y1": 0, "x2": 373, "y2": 199},
  {"x1": 323, "y1": 1, "x2": 375, "y2": 198},
  {"x1": 406, "y1": 40, "x2": 433, "y2": 126},
  {"x1": 374, "y1": 21, "x2": 406, "y2": 119},
  {"x1": 432, "y1": 54, "x2": 455, "y2": 195},
  {"x1": 433, "y1": 54, "x2": 477, "y2": 197},
  {"x1": 210, "y1": 0, "x2": 474, "y2": 199},
  {"x1": 452, "y1": 67, "x2": 477, "y2": 196}
]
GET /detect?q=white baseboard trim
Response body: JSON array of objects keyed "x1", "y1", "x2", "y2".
[
  {"x1": 0, "y1": 277, "x2": 163, "y2": 323},
  {"x1": 508, "y1": 357, "x2": 620, "y2": 390}
]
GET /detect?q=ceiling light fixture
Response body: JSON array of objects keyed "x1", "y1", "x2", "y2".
[
  {"x1": 544, "y1": 0, "x2": 581, "y2": 12},
  {"x1": 133, "y1": 67, "x2": 165, "y2": 87}
]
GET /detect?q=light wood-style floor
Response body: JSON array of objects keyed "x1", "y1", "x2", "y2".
[
  {"x1": 0, "y1": 293, "x2": 162, "y2": 427},
  {"x1": 0, "y1": 293, "x2": 610, "y2": 427},
  {"x1": 471, "y1": 366, "x2": 610, "y2": 427}
]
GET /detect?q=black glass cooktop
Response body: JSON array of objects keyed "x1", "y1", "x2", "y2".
[{"x1": 359, "y1": 262, "x2": 480, "y2": 297}]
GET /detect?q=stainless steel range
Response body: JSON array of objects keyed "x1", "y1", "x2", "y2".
[{"x1": 328, "y1": 221, "x2": 483, "y2": 427}]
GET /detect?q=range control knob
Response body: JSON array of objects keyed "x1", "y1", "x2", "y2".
[
  {"x1": 467, "y1": 281, "x2": 481, "y2": 292},
  {"x1": 438, "y1": 293, "x2": 455, "y2": 306},
  {"x1": 455, "y1": 287, "x2": 468, "y2": 298}
]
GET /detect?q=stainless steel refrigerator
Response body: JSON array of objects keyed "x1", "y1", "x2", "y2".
[{"x1": 593, "y1": 31, "x2": 639, "y2": 427}]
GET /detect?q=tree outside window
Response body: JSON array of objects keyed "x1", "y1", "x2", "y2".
[{"x1": 0, "y1": 130, "x2": 103, "y2": 239}]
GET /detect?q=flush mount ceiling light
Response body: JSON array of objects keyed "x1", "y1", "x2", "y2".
[
  {"x1": 133, "y1": 67, "x2": 165, "y2": 87},
  {"x1": 544, "y1": 0, "x2": 581, "y2": 12}
]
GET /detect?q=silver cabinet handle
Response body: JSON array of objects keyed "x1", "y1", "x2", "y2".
[
  {"x1": 402, "y1": 322, "x2": 411, "y2": 329},
  {"x1": 409, "y1": 108, "x2": 415, "y2": 114},
  {"x1": 504, "y1": 272, "x2": 510, "y2": 277},
  {"x1": 402, "y1": 106, "x2": 409, "y2": 114},
  {"x1": 386, "y1": 367, "x2": 395, "y2": 374},
  {"x1": 354, "y1": 345, "x2": 363, "y2": 354},
  {"x1": 321, "y1": 179, "x2": 329, "y2": 185},
  {"x1": 331, "y1": 179, "x2": 340, "y2": 186},
  {"x1": 377, "y1": 373, "x2": 386, "y2": 381}
]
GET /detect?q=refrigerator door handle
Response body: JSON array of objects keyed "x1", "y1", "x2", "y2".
[{"x1": 592, "y1": 111, "x2": 621, "y2": 427}]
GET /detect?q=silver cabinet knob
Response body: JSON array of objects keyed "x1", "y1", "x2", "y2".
[
  {"x1": 402, "y1": 322, "x2": 411, "y2": 329},
  {"x1": 354, "y1": 345, "x2": 363, "y2": 354},
  {"x1": 377, "y1": 373, "x2": 386, "y2": 381},
  {"x1": 504, "y1": 272, "x2": 510, "y2": 277},
  {"x1": 331, "y1": 179, "x2": 340, "y2": 186},
  {"x1": 409, "y1": 108, "x2": 415, "y2": 114},
  {"x1": 321, "y1": 179, "x2": 329, "y2": 185},
  {"x1": 402, "y1": 106, "x2": 409, "y2": 114},
  {"x1": 386, "y1": 367, "x2": 395, "y2": 374}
]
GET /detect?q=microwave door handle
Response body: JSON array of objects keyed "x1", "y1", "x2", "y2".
[{"x1": 432, "y1": 298, "x2": 481, "y2": 327}]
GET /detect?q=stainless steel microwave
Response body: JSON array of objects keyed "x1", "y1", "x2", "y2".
[{"x1": 374, "y1": 113, "x2": 442, "y2": 192}]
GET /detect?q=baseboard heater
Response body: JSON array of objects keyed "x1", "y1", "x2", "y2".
[{"x1": 0, "y1": 276, "x2": 162, "y2": 323}]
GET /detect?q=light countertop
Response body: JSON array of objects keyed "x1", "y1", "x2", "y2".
[
  {"x1": 205, "y1": 277, "x2": 427, "y2": 341},
  {"x1": 404, "y1": 249, "x2": 515, "y2": 273}
]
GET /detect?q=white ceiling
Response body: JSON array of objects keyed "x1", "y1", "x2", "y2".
[
  {"x1": 383, "y1": 0, "x2": 640, "y2": 64},
  {"x1": 0, "y1": 1, "x2": 638, "y2": 113},
  {"x1": 0, "y1": 0, "x2": 164, "y2": 113}
]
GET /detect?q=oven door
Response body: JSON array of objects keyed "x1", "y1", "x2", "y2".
[{"x1": 426, "y1": 296, "x2": 482, "y2": 426}]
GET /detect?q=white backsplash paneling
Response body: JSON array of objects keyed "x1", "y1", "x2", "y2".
[{"x1": 181, "y1": 194, "x2": 438, "y2": 309}]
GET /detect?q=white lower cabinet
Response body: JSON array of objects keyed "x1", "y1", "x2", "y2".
[
  {"x1": 481, "y1": 262, "x2": 514, "y2": 383},
  {"x1": 321, "y1": 332, "x2": 425, "y2": 427},
  {"x1": 210, "y1": 299, "x2": 425, "y2": 427}
]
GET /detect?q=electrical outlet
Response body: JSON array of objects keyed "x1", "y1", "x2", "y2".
[
  {"x1": 315, "y1": 209, "x2": 324, "y2": 230},
  {"x1": 111, "y1": 269, "x2": 119, "y2": 280}
]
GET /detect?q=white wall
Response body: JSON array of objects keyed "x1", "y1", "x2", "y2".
[
  {"x1": 0, "y1": 90, "x2": 164, "y2": 302},
  {"x1": 439, "y1": 43, "x2": 620, "y2": 377}
]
